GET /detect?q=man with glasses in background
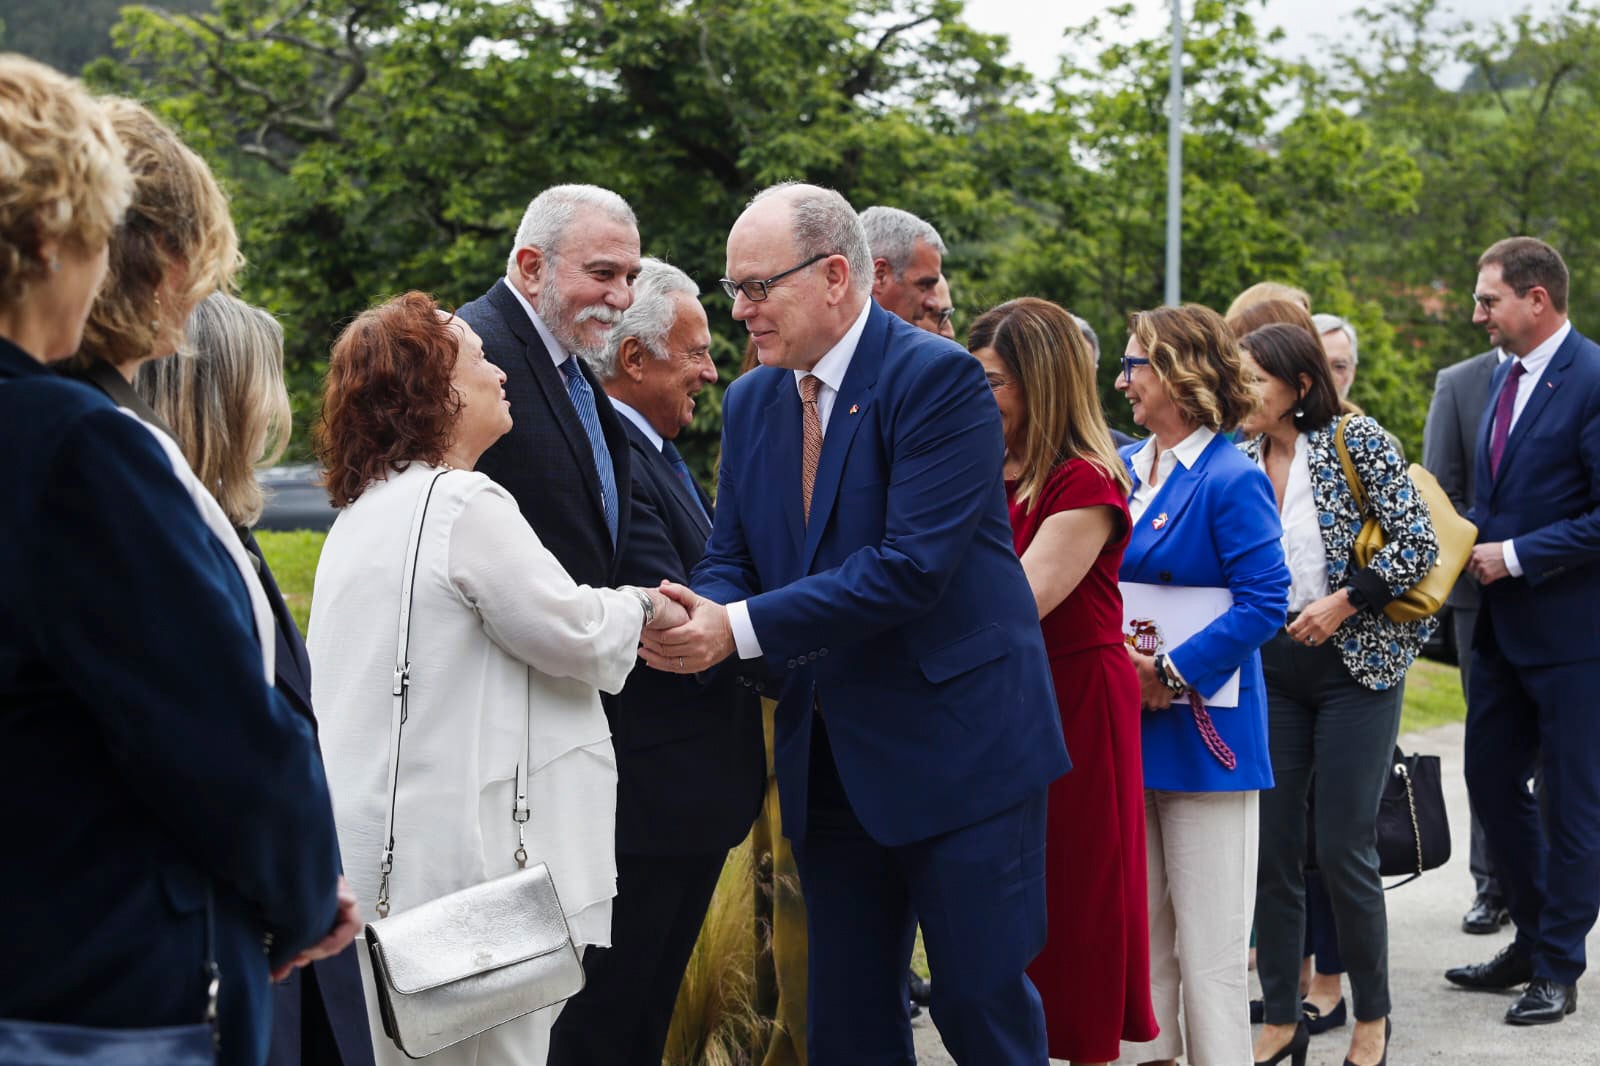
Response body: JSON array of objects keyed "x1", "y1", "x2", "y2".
[{"x1": 638, "y1": 182, "x2": 1068, "y2": 1063}]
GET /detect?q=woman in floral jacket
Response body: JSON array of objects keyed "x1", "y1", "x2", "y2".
[{"x1": 1238, "y1": 323, "x2": 1438, "y2": 1066}]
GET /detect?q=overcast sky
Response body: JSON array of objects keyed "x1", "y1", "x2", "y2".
[{"x1": 962, "y1": 0, "x2": 1568, "y2": 83}]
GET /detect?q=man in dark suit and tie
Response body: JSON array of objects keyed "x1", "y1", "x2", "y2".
[
  {"x1": 1424, "y1": 344, "x2": 1513, "y2": 935},
  {"x1": 640, "y1": 182, "x2": 1070, "y2": 1063},
  {"x1": 456, "y1": 184, "x2": 641, "y2": 588},
  {"x1": 1445, "y1": 237, "x2": 1600, "y2": 1025},
  {"x1": 546, "y1": 259, "x2": 766, "y2": 1064}
]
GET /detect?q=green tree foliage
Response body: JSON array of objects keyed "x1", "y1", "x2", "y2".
[
  {"x1": 0, "y1": 0, "x2": 211, "y2": 72},
  {"x1": 1326, "y1": 0, "x2": 1600, "y2": 400},
  {"x1": 84, "y1": 0, "x2": 1600, "y2": 467}
]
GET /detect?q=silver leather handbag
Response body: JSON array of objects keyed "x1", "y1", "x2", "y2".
[{"x1": 364, "y1": 470, "x2": 586, "y2": 1059}]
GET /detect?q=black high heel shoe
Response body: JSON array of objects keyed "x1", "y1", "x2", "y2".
[
  {"x1": 1255, "y1": 1019, "x2": 1309, "y2": 1066},
  {"x1": 1341, "y1": 1017, "x2": 1390, "y2": 1066}
]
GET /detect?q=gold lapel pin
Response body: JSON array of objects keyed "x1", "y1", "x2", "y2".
[{"x1": 849, "y1": 404, "x2": 859, "y2": 414}]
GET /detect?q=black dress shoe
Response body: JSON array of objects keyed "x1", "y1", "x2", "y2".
[
  {"x1": 906, "y1": 971, "x2": 931, "y2": 1006},
  {"x1": 1462, "y1": 894, "x2": 1512, "y2": 934},
  {"x1": 1303, "y1": 996, "x2": 1347, "y2": 1034},
  {"x1": 1254, "y1": 1020, "x2": 1309, "y2": 1066},
  {"x1": 1445, "y1": 944, "x2": 1534, "y2": 989},
  {"x1": 1505, "y1": 978, "x2": 1577, "y2": 1025}
]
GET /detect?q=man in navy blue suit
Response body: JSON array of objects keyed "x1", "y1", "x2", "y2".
[
  {"x1": 639, "y1": 183, "x2": 1070, "y2": 1064},
  {"x1": 1445, "y1": 237, "x2": 1600, "y2": 1025}
]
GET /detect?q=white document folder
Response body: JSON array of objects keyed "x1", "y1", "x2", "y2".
[{"x1": 1120, "y1": 582, "x2": 1240, "y2": 707}]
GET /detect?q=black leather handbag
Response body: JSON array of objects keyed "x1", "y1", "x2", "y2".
[{"x1": 1377, "y1": 747, "x2": 1452, "y2": 888}]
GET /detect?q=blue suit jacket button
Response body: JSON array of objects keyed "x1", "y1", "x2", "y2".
[
  {"x1": 819, "y1": 648, "x2": 828, "y2": 657},
  {"x1": 808, "y1": 651, "x2": 818, "y2": 661},
  {"x1": 787, "y1": 658, "x2": 797, "y2": 669},
  {"x1": 1159, "y1": 571, "x2": 1173, "y2": 583}
]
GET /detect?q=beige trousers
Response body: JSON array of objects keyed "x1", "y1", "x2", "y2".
[{"x1": 1116, "y1": 788, "x2": 1259, "y2": 1066}]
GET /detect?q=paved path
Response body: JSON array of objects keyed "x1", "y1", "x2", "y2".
[{"x1": 912, "y1": 721, "x2": 1600, "y2": 1064}]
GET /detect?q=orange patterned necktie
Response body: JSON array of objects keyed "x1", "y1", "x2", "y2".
[{"x1": 800, "y1": 374, "x2": 823, "y2": 523}]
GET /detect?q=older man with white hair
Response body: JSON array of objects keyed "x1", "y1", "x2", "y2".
[
  {"x1": 458, "y1": 183, "x2": 642, "y2": 590},
  {"x1": 860, "y1": 205, "x2": 947, "y2": 328},
  {"x1": 1314, "y1": 312, "x2": 1360, "y2": 401},
  {"x1": 549, "y1": 260, "x2": 766, "y2": 1065}
]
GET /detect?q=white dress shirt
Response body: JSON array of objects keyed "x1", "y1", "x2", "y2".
[
  {"x1": 1499, "y1": 319, "x2": 1571, "y2": 577},
  {"x1": 1128, "y1": 425, "x2": 1216, "y2": 524},
  {"x1": 728, "y1": 299, "x2": 874, "y2": 659},
  {"x1": 1256, "y1": 433, "x2": 1330, "y2": 612},
  {"x1": 610, "y1": 397, "x2": 663, "y2": 452}
]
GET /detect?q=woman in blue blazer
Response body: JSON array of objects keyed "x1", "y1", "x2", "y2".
[{"x1": 1113, "y1": 304, "x2": 1290, "y2": 1066}]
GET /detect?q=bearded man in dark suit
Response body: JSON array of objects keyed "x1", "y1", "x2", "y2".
[
  {"x1": 456, "y1": 184, "x2": 641, "y2": 588},
  {"x1": 547, "y1": 259, "x2": 766, "y2": 1064}
]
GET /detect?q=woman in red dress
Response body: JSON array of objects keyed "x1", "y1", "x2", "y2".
[{"x1": 968, "y1": 298, "x2": 1157, "y2": 1065}]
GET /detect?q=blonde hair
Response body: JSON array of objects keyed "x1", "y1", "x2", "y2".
[
  {"x1": 1128, "y1": 304, "x2": 1255, "y2": 433},
  {"x1": 1225, "y1": 281, "x2": 1310, "y2": 321},
  {"x1": 135, "y1": 292, "x2": 290, "y2": 527},
  {"x1": 0, "y1": 55, "x2": 131, "y2": 316},
  {"x1": 78, "y1": 97, "x2": 240, "y2": 367},
  {"x1": 1225, "y1": 297, "x2": 1323, "y2": 353},
  {"x1": 967, "y1": 297, "x2": 1131, "y2": 511}
]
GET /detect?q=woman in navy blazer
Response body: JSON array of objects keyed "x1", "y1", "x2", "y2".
[
  {"x1": 1113, "y1": 305, "x2": 1289, "y2": 1066},
  {"x1": 0, "y1": 59, "x2": 343, "y2": 1066}
]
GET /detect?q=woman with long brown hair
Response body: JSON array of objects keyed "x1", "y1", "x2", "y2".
[{"x1": 967, "y1": 297, "x2": 1155, "y2": 1066}]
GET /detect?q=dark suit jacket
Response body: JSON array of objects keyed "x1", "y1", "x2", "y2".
[
  {"x1": 1471, "y1": 327, "x2": 1600, "y2": 666},
  {"x1": 244, "y1": 536, "x2": 375, "y2": 1066},
  {"x1": 1424, "y1": 349, "x2": 1498, "y2": 610},
  {"x1": 0, "y1": 338, "x2": 339, "y2": 1066},
  {"x1": 608, "y1": 418, "x2": 765, "y2": 855},
  {"x1": 693, "y1": 302, "x2": 1069, "y2": 846},
  {"x1": 457, "y1": 279, "x2": 632, "y2": 588}
]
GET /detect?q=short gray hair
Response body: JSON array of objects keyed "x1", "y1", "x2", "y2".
[
  {"x1": 591, "y1": 257, "x2": 699, "y2": 379},
  {"x1": 859, "y1": 205, "x2": 947, "y2": 276},
  {"x1": 505, "y1": 184, "x2": 637, "y2": 275},
  {"x1": 1312, "y1": 312, "x2": 1358, "y2": 365},
  {"x1": 1071, "y1": 314, "x2": 1100, "y2": 359},
  {"x1": 750, "y1": 182, "x2": 872, "y2": 295}
]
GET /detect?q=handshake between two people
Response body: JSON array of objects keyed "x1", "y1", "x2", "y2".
[{"x1": 637, "y1": 581, "x2": 736, "y2": 674}]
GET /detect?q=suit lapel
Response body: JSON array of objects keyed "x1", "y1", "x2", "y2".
[
  {"x1": 626, "y1": 420, "x2": 711, "y2": 539},
  {"x1": 1121, "y1": 438, "x2": 1212, "y2": 578},
  {"x1": 1496, "y1": 330, "x2": 1580, "y2": 486},
  {"x1": 802, "y1": 309, "x2": 885, "y2": 571},
  {"x1": 487, "y1": 280, "x2": 611, "y2": 530}
]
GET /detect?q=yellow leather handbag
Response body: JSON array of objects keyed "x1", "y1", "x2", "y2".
[{"x1": 1333, "y1": 415, "x2": 1478, "y2": 623}]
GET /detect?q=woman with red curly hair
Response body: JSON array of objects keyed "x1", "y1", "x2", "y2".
[{"x1": 307, "y1": 291, "x2": 688, "y2": 1066}]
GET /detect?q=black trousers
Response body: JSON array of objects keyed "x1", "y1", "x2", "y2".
[
  {"x1": 1255, "y1": 631, "x2": 1401, "y2": 1024},
  {"x1": 546, "y1": 848, "x2": 727, "y2": 1065}
]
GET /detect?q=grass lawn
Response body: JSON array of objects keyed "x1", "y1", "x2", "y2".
[{"x1": 257, "y1": 529, "x2": 325, "y2": 633}]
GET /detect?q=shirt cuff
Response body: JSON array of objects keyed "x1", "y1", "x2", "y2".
[
  {"x1": 726, "y1": 600, "x2": 764, "y2": 659},
  {"x1": 1164, "y1": 653, "x2": 1191, "y2": 691},
  {"x1": 1503, "y1": 539, "x2": 1523, "y2": 578}
]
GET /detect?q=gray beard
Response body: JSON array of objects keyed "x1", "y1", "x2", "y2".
[{"x1": 537, "y1": 280, "x2": 612, "y2": 363}]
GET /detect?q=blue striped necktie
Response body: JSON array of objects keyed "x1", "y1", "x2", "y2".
[
  {"x1": 662, "y1": 440, "x2": 710, "y2": 524},
  {"x1": 559, "y1": 356, "x2": 619, "y2": 544}
]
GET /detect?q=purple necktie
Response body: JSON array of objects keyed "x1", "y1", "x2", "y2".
[{"x1": 1489, "y1": 360, "x2": 1527, "y2": 479}]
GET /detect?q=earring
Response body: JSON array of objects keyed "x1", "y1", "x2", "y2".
[
  {"x1": 150, "y1": 295, "x2": 161, "y2": 331},
  {"x1": 1294, "y1": 407, "x2": 1305, "y2": 419}
]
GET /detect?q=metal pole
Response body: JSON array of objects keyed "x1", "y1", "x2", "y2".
[{"x1": 1165, "y1": 0, "x2": 1183, "y2": 306}]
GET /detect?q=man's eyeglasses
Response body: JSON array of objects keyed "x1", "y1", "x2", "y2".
[
  {"x1": 1121, "y1": 355, "x2": 1151, "y2": 384},
  {"x1": 933, "y1": 308, "x2": 955, "y2": 327},
  {"x1": 1472, "y1": 293, "x2": 1501, "y2": 312},
  {"x1": 720, "y1": 253, "x2": 829, "y2": 302}
]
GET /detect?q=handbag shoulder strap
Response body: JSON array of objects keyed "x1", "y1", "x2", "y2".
[
  {"x1": 1333, "y1": 413, "x2": 1370, "y2": 515},
  {"x1": 376, "y1": 469, "x2": 448, "y2": 918},
  {"x1": 374, "y1": 469, "x2": 534, "y2": 919}
]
